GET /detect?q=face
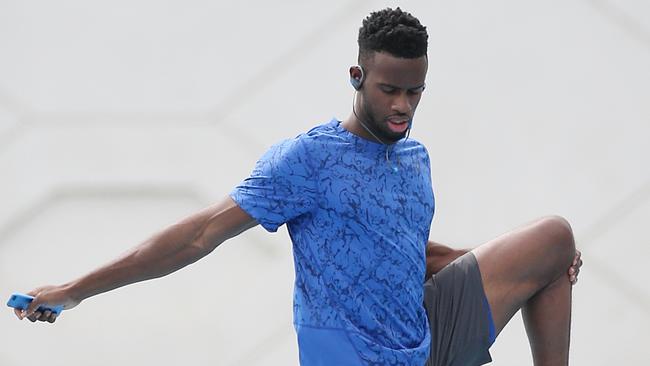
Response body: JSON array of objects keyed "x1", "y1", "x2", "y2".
[{"x1": 355, "y1": 52, "x2": 428, "y2": 143}]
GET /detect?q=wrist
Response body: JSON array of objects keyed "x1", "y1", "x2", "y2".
[{"x1": 62, "y1": 279, "x2": 86, "y2": 304}]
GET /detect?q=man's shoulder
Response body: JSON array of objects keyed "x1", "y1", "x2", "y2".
[
  {"x1": 279, "y1": 118, "x2": 347, "y2": 152},
  {"x1": 301, "y1": 118, "x2": 345, "y2": 142},
  {"x1": 260, "y1": 119, "x2": 342, "y2": 164}
]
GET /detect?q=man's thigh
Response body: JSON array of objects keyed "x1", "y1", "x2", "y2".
[
  {"x1": 424, "y1": 252, "x2": 494, "y2": 366},
  {"x1": 471, "y1": 216, "x2": 575, "y2": 334}
]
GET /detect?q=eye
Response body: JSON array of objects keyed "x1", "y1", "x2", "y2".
[
  {"x1": 379, "y1": 85, "x2": 397, "y2": 94},
  {"x1": 408, "y1": 86, "x2": 426, "y2": 95}
]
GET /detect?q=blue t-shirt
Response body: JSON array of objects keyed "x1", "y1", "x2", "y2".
[{"x1": 230, "y1": 119, "x2": 435, "y2": 365}]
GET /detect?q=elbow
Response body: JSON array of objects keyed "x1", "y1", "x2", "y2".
[
  {"x1": 189, "y1": 232, "x2": 220, "y2": 257},
  {"x1": 189, "y1": 221, "x2": 228, "y2": 256}
]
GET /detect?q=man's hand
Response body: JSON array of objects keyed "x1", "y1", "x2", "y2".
[
  {"x1": 425, "y1": 241, "x2": 468, "y2": 280},
  {"x1": 14, "y1": 285, "x2": 81, "y2": 323},
  {"x1": 568, "y1": 249, "x2": 582, "y2": 285}
]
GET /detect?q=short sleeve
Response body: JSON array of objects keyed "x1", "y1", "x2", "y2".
[{"x1": 230, "y1": 137, "x2": 318, "y2": 232}]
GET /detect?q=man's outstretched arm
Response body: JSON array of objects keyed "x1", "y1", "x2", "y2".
[{"x1": 15, "y1": 196, "x2": 257, "y2": 323}]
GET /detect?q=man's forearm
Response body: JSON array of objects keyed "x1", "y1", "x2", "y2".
[
  {"x1": 66, "y1": 220, "x2": 212, "y2": 302},
  {"x1": 425, "y1": 241, "x2": 470, "y2": 279},
  {"x1": 64, "y1": 198, "x2": 255, "y2": 304}
]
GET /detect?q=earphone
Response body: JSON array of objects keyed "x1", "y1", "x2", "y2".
[{"x1": 349, "y1": 65, "x2": 365, "y2": 90}]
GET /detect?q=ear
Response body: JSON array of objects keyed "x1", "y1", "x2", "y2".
[
  {"x1": 349, "y1": 65, "x2": 363, "y2": 80},
  {"x1": 349, "y1": 65, "x2": 365, "y2": 90}
]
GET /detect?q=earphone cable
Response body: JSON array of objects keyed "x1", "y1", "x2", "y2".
[{"x1": 351, "y1": 92, "x2": 404, "y2": 171}]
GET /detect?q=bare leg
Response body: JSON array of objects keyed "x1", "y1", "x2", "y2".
[
  {"x1": 472, "y1": 216, "x2": 575, "y2": 366},
  {"x1": 523, "y1": 271, "x2": 572, "y2": 365}
]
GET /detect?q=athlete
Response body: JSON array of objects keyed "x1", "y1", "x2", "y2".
[{"x1": 13, "y1": 8, "x2": 582, "y2": 366}]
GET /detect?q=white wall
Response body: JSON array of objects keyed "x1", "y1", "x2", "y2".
[{"x1": 1, "y1": 1, "x2": 649, "y2": 364}]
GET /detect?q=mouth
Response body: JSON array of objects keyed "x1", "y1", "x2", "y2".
[{"x1": 386, "y1": 117, "x2": 410, "y2": 133}]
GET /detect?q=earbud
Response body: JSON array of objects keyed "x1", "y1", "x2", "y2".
[{"x1": 349, "y1": 65, "x2": 365, "y2": 90}]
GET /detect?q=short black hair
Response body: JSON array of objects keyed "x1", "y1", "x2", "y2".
[{"x1": 358, "y1": 7, "x2": 428, "y2": 63}]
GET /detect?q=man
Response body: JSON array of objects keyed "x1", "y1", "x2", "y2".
[{"x1": 14, "y1": 8, "x2": 581, "y2": 366}]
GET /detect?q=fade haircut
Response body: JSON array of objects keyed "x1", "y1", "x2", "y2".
[{"x1": 358, "y1": 7, "x2": 428, "y2": 64}]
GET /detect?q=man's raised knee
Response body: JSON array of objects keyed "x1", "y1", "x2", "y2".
[{"x1": 537, "y1": 215, "x2": 576, "y2": 267}]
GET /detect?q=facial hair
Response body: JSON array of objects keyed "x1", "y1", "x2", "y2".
[{"x1": 358, "y1": 93, "x2": 410, "y2": 144}]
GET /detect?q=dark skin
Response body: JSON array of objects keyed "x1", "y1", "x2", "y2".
[
  {"x1": 16, "y1": 51, "x2": 583, "y2": 366},
  {"x1": 343, "y1": 52, "x2": 427, "y2": 144},
  {"x1": 426, "y1": 241, "x2": 581, "y2": 282},
  {"x1": 346, "y1": 52, "x2": 582, "y2": 366},
  {"x1": 15, "y1": 198, "x2": 258, "y2": 323}
]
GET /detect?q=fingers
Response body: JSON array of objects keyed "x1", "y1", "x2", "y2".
[
  {"x1": 22, "y1": 291, "x2": 53, "y2": 322},
  {"x1": 35, "y1": 310, "x2": 57, "y2": 323},
  {"x1": 23, "y1": 287, "x2": 51, "y2": 319},
  {"x1": 23, "y1": 296, "x2": 42, "y2": 319},
  {"x1": 27, "y1": 311, "x2": 41, "y2": 322},
  {"x1": 573, "y1": 249, "x2": 582, "y2": 266},
  {"x1": 48, "y1": 313, "x2": 58, "y2": 323},
  {"x1": 21, "y1": 308, "x2": 58, "y2": 323},
  {"x1": 568, "y1": 249, "x2": 583, "y2": 285},
  {"x1": 40, "y1": 310, "x2": 52, "y2": 321}
]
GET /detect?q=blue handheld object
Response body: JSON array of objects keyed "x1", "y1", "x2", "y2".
[{"x1": 6, "y1": 293, "x2": 64, "y2": 315}]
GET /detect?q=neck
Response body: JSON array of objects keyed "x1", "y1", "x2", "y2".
[
  {"x1": 342, "y1": 111, "x2": 403, "y2": 173},
  {"x1": 342, "y1": 96, "x2": 389, "y2": 145},
  {"x1": 342, "y1": 114, "x2": 378, "y2": 143}
]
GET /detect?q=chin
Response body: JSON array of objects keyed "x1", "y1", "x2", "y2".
[
  {"x1": 379, "y1": 123, "x2": 411, "y2": 143},
  {"x1": 385, "y1": 133, "x2": 407, "y2": 143}
]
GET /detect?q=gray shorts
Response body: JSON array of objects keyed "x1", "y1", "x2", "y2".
[{"x1": 423, "y1": 252, "x2": 496, "y2": 366}]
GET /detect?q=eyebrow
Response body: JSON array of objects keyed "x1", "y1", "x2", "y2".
[{"x1": 378, "y1": 82, "x2": 426, "y2": 91}]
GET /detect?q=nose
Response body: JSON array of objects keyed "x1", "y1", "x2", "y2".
[{"x1": 392, "y1": 92, "x2": 412, "y2": 115}]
